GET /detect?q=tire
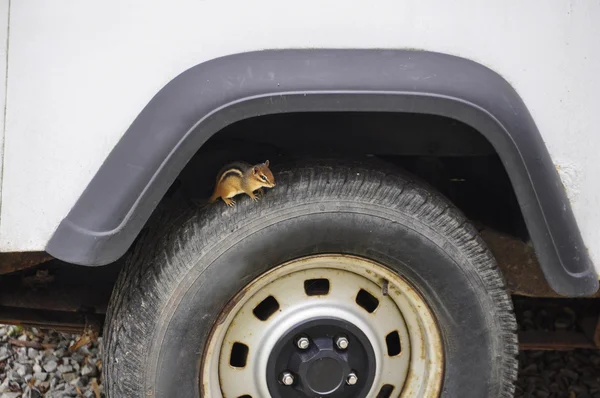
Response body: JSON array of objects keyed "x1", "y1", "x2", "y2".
[{"x1": 103, "y1": 159, "x2": 518, "y2": 398}]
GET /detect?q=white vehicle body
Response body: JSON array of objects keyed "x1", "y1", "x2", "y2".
[{"x1": 0, "y1": 1, "x2": 598, "y2": 276}]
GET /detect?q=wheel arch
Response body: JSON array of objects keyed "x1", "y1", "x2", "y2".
[{"x1": 45, "y1": 49, "x2": 598, "y2": 296}]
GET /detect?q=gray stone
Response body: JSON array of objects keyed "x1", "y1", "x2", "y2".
[
  {"x1": 32, "y1": 364, "x2": 42, "y2": 374},
  {"x1": 53, "y1": 349, "x2": 65, "y2": 359},
  {"x1": 77, "y1": 346, "x2": 91, "y2": 356},
  {"x1": 0, "y1": 377, "x2": 10, "y2": 392},
  {"x1": 16, "y1": 348, "x2": 28, "y2": 363},
  {"x1": 57, "y1": 364, "x2": 73, "y2": 374},
  {"x1": 570, "y1": 384, "x2": 589, "y2": 394},
  {"x1": 522, "y1": 363, "x2": 537, "y2": 374},
  {"x1": 15, "y1": 363, "x2": 32, "y2": 377},
  {"x1": 0, "y1": 327, "x2": 7, "y2": 336},
  {"x1": 33, "y1": 372, "x2": 48, "y2": 382},
  {"x1": 61, "y1": 373, "x2": 77, "y2": 383},
  {"x1": 36, "y1": 381, "x2": 49, "y2": 391},
  {"x1": 27, "y1": 348, "x2": 38, "y2": 360},
  {"x1": 69, "y1": 353, "x2": 84, "y2": 363},
  {"x1": 80, "y1": 363, "x2": 97, "y2": 378},
  {"x1": 0, "y1": 393, "x2": 23, "y2": 398},
  {"x1": 44, "y1": 354, "x2": 59, "y2": 364},
  {"x1": 83, "y1": 390, "x2": 95, "y2": 398},
  {"x1": 61, "y1": 385, "x2": 78, "y2": 396},
  {"x1": 76, "y1": 376, "x2": 88, "y2": 389},
  {"x1": 17, "y1": 334, "x2": 28, "y2": 341},
  {"x1": 7, "y1": 369, "x2": 23, "y2": 383},
  {"x1": 560, "y1": 368, "x2": 579, "y2": 380},
  {"x1": 1, "y1": 378, "x2": 22, "y2": 393},
  {"x1": 43, "y1": 360, "x2": 57, "y2": 373}
]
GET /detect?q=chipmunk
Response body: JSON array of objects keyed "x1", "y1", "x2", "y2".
[{"x1": 208, "y1": 160, "x2": 276, "y2": 206}]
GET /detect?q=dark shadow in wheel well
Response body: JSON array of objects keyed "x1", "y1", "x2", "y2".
[{"x1": 172, "y1": 111, "x2": 528, "y2": 241}]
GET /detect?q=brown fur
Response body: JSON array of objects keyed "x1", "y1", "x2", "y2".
[{"x1": 209, "y1": 160, "x2": 275, "y2": 206}]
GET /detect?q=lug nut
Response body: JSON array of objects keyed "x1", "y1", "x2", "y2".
[
  {"x1": 281, "y1": 371, "x2": 295, "y2": 386},
  {"x1": 346, "y1": 372, "x2": 358, "y2": 385},
  {"x1": 335, "y1": 335, "x2": 349, "y2": 350},
  {"x1": 296, "y1": 336, "x2": 310, "y2": 350}
]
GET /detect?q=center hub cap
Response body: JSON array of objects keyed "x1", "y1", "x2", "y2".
[
  {"x1": 307, "y1": 357, "x2": 343, "y2": 393},
  {"x1": 267, "y1": 318, "x2": 376, "y2": 397}
]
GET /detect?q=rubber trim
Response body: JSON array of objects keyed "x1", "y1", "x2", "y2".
[{"x1": 46, "y1": 49, "x2": 598, "y2": 297}]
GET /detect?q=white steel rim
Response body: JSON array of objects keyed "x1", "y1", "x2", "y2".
[{"x1": 201, "y1": 254, "x2": 443, "y2": 397}]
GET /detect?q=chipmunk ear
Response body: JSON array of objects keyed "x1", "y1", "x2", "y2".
[
  {"x1": 252, "y1": 166, "x2": 258, "y2": 174},
  {"x1": 264, "y1": 160, "x2": 270, "y2": 167}
]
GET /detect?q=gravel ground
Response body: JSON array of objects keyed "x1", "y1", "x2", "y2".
[
  {"x1": 513, "y1": 296, "x2": 600, "y2": 398},
  {"x1": 1, "y1": 323, "x2": 600, "y2": 397},
  {"x1": 0, "y1": 325, "x2": 103, "y2": 398},
  {"x1": 516, "y1": 350, "x2": 600, "y2": 398}
]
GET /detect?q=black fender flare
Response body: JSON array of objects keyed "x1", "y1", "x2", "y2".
[{"x1": 46, "y1": 49, "x2": 598, "y2": 296}]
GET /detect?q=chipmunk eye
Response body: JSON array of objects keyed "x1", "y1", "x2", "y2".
[{"x1": 261, "y1": 175, "x2": 268, "y2": 182}]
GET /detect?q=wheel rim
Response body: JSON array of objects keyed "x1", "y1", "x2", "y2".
[{"x1": 201, "y1": 254, "x2": 444, "y2": 397}]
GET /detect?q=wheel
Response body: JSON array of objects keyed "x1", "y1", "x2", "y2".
[
  {"x1": 104, "y1": 159, "x2": 518, "y2": 398},
  {"x1": 202, "y1": 254, "x2": 443, "y2": 397}
]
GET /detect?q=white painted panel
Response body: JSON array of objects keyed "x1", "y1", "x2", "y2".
[
  {"x1": 0, "y1": 0, "x2": 8, "y2": 243},
  {"x1": 0, "y1": 1, "x2": 599, "y2": 274}
]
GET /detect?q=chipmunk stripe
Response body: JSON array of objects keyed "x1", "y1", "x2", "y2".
[{"x1": 217, "y1": 168, "x2": 243, "y2": 184}]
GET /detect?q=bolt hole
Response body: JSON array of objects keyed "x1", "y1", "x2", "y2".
[
  {"x1": 304, "y1": 278, "x2": 330, "y2": 296},
  {"x1": 376, "y1": 384, "x2": 395, "y2": 398},
  {"x1": 356, "y1": 289, "x2": 379, "y2": 313},
  {"x1": 229, "y1": 342, "x2": 249, "y2": 368},
  {"x1": 385, "y1": 331, "x2": 401, "y2": 356},
  {"x1": 253, "y1": 295, "x2": 280, "y2": 321},
  {"x1": 238, "y1": 396, "x2": 252, "y2": 398}
]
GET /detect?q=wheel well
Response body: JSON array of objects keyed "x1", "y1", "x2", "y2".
[
  {"x1": 45, "y1": 49, "x2": 596, "y2": 297},
  {"x1": 172, "y1": 111, "x2": 528, "y2": 241}
]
